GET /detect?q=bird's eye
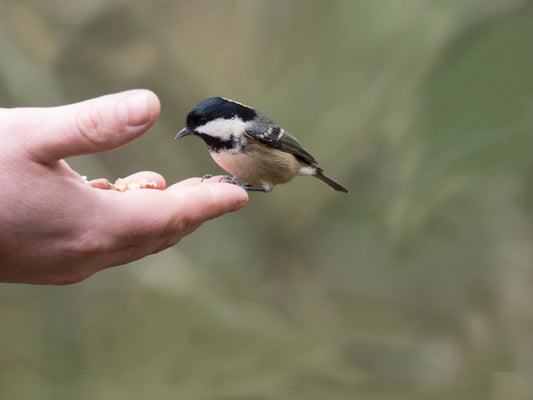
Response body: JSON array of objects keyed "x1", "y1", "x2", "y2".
[{"x1": 198, "y1": 117, "x2": 207, "y2": 125}]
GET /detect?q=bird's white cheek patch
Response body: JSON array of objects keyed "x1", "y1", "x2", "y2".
[{"x1": 196, "y1": 118, "x2": 248, "y2": 141}]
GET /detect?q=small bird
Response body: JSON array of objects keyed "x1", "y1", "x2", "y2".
[{"x1": 176, "y1": 97, "x2": 348, "y2": 193}]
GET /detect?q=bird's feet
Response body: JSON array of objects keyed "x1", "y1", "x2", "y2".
[
  {"x1": 219, "y1": 175, "x2": 241, "y2": 185},
  {"x1": 240, "y1": 184, "x2": 271, "y2": 192},
  {"x1": 219, "y1": 175, "x2": 271, "y2": 192},
  {"x1": 202, "y1": 174, "x2": 270, "y2": 192}
]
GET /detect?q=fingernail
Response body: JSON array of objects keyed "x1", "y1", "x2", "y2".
[{"x1": 117, "y1": 91, "x2": 151, "y2": 126}]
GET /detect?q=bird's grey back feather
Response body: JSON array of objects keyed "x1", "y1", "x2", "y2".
[{"x1": 244, "y1": 113, "x2": 317, "y2": 166}]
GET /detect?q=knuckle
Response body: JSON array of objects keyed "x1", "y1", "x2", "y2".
[
  {"x1": 74, "y1": 105, "x2": 108, "y2": 146},
  {"x1": 151, "y1": 235, "x2": 176, "y2": 255},
  {"x1": 69, "y1": 231, "x2": 108, "y2": 259}
]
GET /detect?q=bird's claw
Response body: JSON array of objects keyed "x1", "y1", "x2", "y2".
[
  {"x1": 201, "y1": 174, "x2": 213, "y2": 182},
  {"x1": 219, "y1": 175, "x2": 240, "y2": 185}
]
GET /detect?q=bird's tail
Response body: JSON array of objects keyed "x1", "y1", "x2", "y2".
[{"x1": 314, "y1": 168, "x2": 349, "y2": 193}]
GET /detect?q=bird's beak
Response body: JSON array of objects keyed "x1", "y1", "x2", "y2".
[{"x1": 175, "y1": 127, "x2": 193, "y2": 139}]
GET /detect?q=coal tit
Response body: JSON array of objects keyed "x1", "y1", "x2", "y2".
[{"x1": 176, "y1": 97, "x2": 349, "y2": 193}]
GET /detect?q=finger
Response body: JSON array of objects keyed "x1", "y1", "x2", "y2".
[
  {"x1": 169, "y1": 175, "x2": 230, "y2": 188},
  {"x1": 165, "y1": 181, "x2": 249, "y2": 224},
  {"x1": 97, "y1": 181, "x2": 248, "y2": 248},
  {"x1": 87, "y1": 171, "x2": 166, "y2": 190},
  {"x1": 89, "y1": 178, "x2": 113, "y2": 190},
  {"x1": 171, "y1": 177, "x2": 203, "y2": 187},
  {"x1": 122, "y1": 171, "x2": 166, "y2": 190},
  {"x1": 19, "y1": 89, "x2": 160, "y2": 163}
]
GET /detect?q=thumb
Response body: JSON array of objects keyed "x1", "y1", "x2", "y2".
[{"x1": 19, "y1": 89, "x2": 160, "y2": 163}]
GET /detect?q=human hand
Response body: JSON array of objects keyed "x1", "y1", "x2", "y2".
[{"x1": 0, "y1": 90, "x2": 248, "y2": 284}]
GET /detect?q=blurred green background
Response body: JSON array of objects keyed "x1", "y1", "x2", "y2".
[{"x1": 2, "y1": 0, "x2": 533, "y2": 398}]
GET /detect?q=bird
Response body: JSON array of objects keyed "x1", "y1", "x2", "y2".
[{"x1": 175, "y1": 97, "x2": 348, "y2": 193}]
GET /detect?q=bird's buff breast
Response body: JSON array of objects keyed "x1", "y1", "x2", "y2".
[{"x1": 209, "y1": 145, "x2": 301, "y2": 187}]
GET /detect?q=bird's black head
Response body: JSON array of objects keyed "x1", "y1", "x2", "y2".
[
  {"x1": 175, "y1": 97, "x2": 258, "y2": 150},
  {"x1": 184, "y1": 97, "x2": 257, "y2": 131}
]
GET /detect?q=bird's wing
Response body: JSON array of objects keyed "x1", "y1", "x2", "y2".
[{"x1": 245, "y1": 115, "x2": 317, "y2": 166}]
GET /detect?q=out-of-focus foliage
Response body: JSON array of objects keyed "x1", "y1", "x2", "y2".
[{"x1": 2, "y1": 0, "x2": 533, "y2": 398}]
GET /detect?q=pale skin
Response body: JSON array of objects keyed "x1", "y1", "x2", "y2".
[{"x1": 0, "y1": 90, "x2": 248, "y2": 285}]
